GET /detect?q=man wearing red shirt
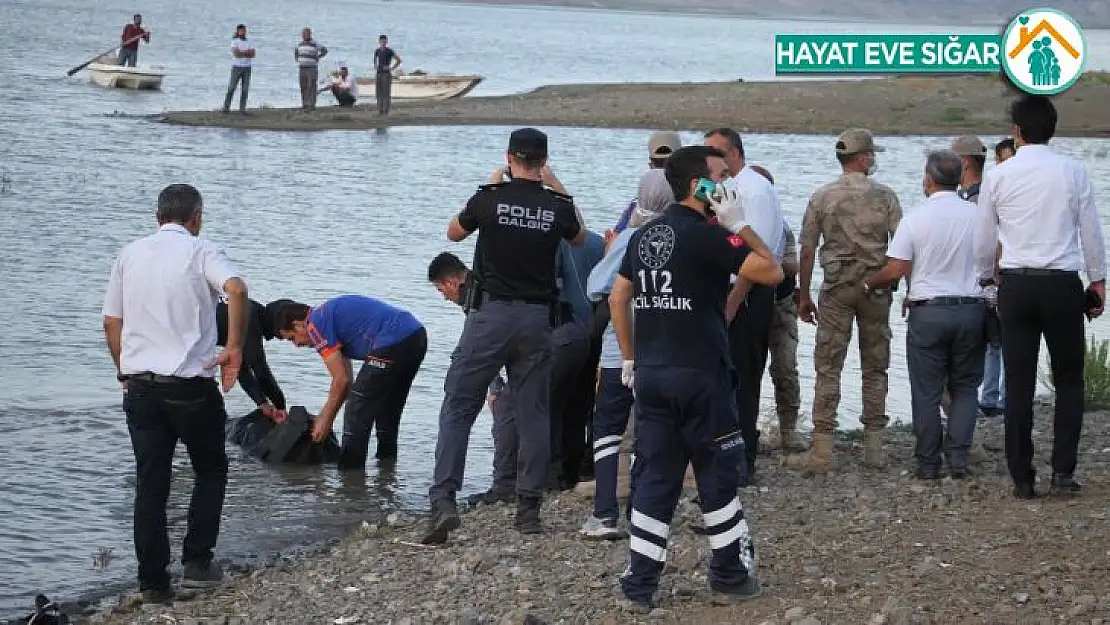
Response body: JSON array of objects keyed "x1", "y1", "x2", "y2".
[{"x1": 119, "y1": 14, "x2": 151, "y2": 67}]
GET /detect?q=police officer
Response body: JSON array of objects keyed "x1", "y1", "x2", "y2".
[
  {"x1": 609, "y1": 145, "x2": 783, "y2": 612},
  {"x1": 796, "y1": 128, "x2": 902, "y2": 473},
  {"x1": 423, "y1": 128, "x2": 586, "y2": 545}
]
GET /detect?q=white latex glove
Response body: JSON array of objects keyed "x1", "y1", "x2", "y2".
[
  {"x1": 708, "y1": 184, "x2": 748, "y2": 233},
  {"x1": 620, "y1": 359, "x2": 635, "y2": 389}
]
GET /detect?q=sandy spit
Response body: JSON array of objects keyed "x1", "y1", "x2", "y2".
[
  {"x1": 152, "y1": 73, "x2": 1110, "y2": 136},
  {"x1": 84, "y1": 405, "x2": 1110, "y2": 625}
]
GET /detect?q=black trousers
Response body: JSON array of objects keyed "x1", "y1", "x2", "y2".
[
  {"x1": 998, "y1": 270, "x2": 1086, "y2": 483},
  {"x1": 548, "y1": 322, "x2": 591, "y2": 487},
  {"x1": 728, "y1": 284, "x2": 774, "y2": 468},
  {"x1": 340, "y1": 327, "x2": 428, "y2": 468},
  {"x1": 124, "y1": 377, "x2": 229, "y2": 592},
  {"x1": 577, "y1": 327, "x2": 604, "y2": 480}
]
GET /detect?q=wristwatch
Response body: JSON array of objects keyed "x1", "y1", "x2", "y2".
[
  {"x1": 116, "y1": 372, "x2": 129, "y2": 382},
  {"x1": 862, "y1": 280, "x2": 872, "y2": 293}
]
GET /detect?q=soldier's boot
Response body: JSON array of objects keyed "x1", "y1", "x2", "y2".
[
  {"x1": 787, "y1": 432, "x2": 834, "y2": 474},
  {"x1": 778, "y1": 415, "x2": 806, "y2": 453},
  {"x1": 863, "y1": 429, "x2": 887, "y2": 468}
]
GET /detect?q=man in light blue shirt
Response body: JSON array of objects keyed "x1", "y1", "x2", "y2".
[{"x1": 579, "y1": 168, "x2": 673, "y2": 539}]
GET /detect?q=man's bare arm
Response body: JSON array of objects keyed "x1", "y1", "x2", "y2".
[{"x1": 103, "y1": 316, "x2": 123, "y2": 372}]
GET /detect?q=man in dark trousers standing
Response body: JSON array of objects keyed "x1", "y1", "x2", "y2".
[
  {"x1": 974, "y1": 95, "x2": 1106, "y2": 499},
  {"x1": 103, "y1": 184, "x2": 248, "y2": 603},
  {"x1": 609, "y1": 145, "x2": 782, "y2": 613},
  {"x1": 703, "y1": 128, "x2": 785, "y2": 484},
  {"x1": 372, "y1": 34, "x2": 402, "y2": 115},
  {"x1": 422, "y1": 128, "x2": 586, "y2": 544}
]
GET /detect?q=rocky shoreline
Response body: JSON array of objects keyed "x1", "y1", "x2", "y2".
[
  {"x1": 81, "y1": 405, "x2": 1110, "y2": 625},
  {"x1": 151, "y1": 73, "x2": 1110, "y2": 136}
]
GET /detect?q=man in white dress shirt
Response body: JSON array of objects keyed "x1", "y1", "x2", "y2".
[
  {"x1": 974, "y1": 95, "x2": 1106, "y2": 499},
  {"x1": 703, "y1": 127, "x2": 785, "y2": 484},
  {"x1": 866, "y1": 151, "x2": 985, "y2": 480},
  {"x1": 102, "y1": 184, "x2": 249, "y2": 602},
  {"x1": 323, "y1": 61, "x2": 358, "y2": 107}
]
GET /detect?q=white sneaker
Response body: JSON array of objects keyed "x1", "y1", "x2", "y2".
[{"x1": 579, "y1": 516, "x2": 627, "y2": 540}]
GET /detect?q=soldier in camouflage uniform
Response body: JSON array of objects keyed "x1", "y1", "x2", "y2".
[
  {"x1": 769, "y1": 223, "x2": 805, "y2": 451},
  {"x1": 795, "y1": 128, "x2": 903, "y2": 472}
]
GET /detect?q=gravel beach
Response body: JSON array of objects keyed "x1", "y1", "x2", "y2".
[
  {"x1": 154, "y1": 73, "x2": 1110, "y2": 136},
  {"x1": 84, "y1": 404, "x2": 1110, "y2": 625}
]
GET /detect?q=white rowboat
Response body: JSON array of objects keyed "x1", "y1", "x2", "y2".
[
  {"x1": 86, "y1": 53, "x2": 165, "y2": 90},
  {"x1": 342, "y1": 71, "x2": 482, "y2": 101}
]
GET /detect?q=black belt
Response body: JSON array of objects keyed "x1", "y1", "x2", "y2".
[
  {"x1": 124, "y1": 373, "x2": 211, "y2": 385},
  {"x1": 486, "y1": 294, "x2": 552, "y2": 306},
  {"x1": 907, "y1": 296, "x2": 982, "y2": 308},
  {"x1": 999, "y1": 268, "x2": 1077, "y2": 277}
]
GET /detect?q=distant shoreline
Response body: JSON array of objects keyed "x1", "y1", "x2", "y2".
[
  {"x1": 421, "y1": 0, "x2": 1110, "y2": 30},
  {"x1": 153, "y1": 73, "x2": 1110, "y2": 137}
]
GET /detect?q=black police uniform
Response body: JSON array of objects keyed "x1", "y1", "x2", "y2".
[
  {"x1": 425, "y1": 128, "x2": 581, "y2": 544},
  {"x1": 617, "y1": 202, "x2": 759, "y2": 605}
]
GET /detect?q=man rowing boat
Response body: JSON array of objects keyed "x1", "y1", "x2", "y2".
[{"x1": 118, "y1": 13, "x2": 151, "y2": 67}]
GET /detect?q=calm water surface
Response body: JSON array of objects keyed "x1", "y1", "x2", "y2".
[{"x1": 1, "y1": 0, "x2": 1108, "y2": 617}]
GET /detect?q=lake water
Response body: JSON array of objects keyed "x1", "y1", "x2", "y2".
[{"x1": 1, "y1": 0, "x2": 1108, "y2": 618}]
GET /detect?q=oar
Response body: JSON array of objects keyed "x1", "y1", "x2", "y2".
[{"x1": 66, "y1": 33, "x2": 144, "y2": 76}]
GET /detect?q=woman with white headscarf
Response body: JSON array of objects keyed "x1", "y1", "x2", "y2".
[{"x1": 578, "y1": 168, "x2": 674, "y2": 540}]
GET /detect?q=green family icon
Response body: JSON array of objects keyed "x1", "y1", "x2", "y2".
[{"x1": 1001, "y1": 8, "x2": 1087, "y2": 95}]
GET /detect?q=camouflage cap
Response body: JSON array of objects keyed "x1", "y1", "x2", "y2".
[
  {"x1": 835, "y1": 128, "x2": 884, "y2": 155},
  {"x1": 950, "y1": 135, "x2": 987, "y2": 157}
]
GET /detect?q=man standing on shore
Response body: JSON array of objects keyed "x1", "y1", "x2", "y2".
[
  {"x1": 974, "y1": 95, "x2": 1106, "y2": 499},
  {"x1": 610, "y1": 146, "x2": 781, "y2": 612},
  {"x1": 118, "y1": 14, "x2": 150, "y2": 67},
  {"x1": 294, "y1": 28, "x2": 328, "y2": 112},
  {"x1": 373, "y1": 35, "x2": 402, "y2": 115},
  {"x1": 103, "y1": 184, "x2": 248, "y2": 603},
  {"x1": 422, "y1": 128, "x2": 585, "y2": 545},
  {"x1": 223, "y1": 24, "x2": 254, "y2": 114},
  {"x1": 866, "y1": 150, "x2": 985, "y2": 479},
  {"x1": 704, "y1": 127, "x2": 785, "y2": 483},
  {"x1": 796, "y1": 128, "x2": 902, "y2": 473}
]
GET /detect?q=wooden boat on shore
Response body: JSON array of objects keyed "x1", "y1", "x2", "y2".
[
  {"x1": 86, "y1": 53, "x2": 165, "y2": 90},
  {"x1": 338, "y1": 70, "x2": 482, "y2": 101}
]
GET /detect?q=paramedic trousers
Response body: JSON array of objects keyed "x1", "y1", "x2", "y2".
[
  {"x1": 592, "y1": 367, "x2": 635, "y2": 521},
  {"x1": 620, "y1": 365, "x2": 755, "y2": 603},
  {"x1": 429, "y1": 300, "x2": 553, "y2": 504},
  {"x1": 339, "y1": 327, "x2": 427, "y2": 468}
]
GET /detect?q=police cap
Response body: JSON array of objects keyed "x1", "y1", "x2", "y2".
[
  {"x1": 835, "y1": 128, "x2": 884, "y2": 155},
  {"x1": 950, "y1": 135, "x2": 987, "y2": 157},
  {"x1": 508, "y1": 127, "x2": 548, "y2": 159}
]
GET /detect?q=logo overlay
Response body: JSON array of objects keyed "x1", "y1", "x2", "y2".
[
  {"x1": 1001, "y1": 9, "x2": 1087, "y2": 95},
  {"x1": 637, "y1": 223, "x2": 675, "y2": 270},
  {"x1": 775, "y1": 8, "x2": 1087, "y2": 95}
]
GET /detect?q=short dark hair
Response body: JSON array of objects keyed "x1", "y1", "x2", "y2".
[
  {"x1": 963, "y1": 154, "x2": 986, "y2": 173},
  {"x1": 273, "y1": 301, "x2": 311, "y2": 333},
  {"x1": 379, "y1": 34, "x2": 388, "y2": 40},
  {"x1": 649, "y1": 157, "x2": 668, "y2": 169},
  {"x1": 925, "y1": 150, "x2": 963, "y2": 190},
  {"x1": 704, "y1": 127, "x2": 745, "y2": 159},
  {"x1": 156, "y1": 184, "x2": 202, "y2": 223},
  {"x1": 664, "y1": 145, "x2": 725, "y2": 202},
  {"x1": 1009, "y1": 95, "x2": 1056, "y2": 144},
  {"x1": 428, "y1": 252, "x2": 468, "y2": 282},
  {"x1": 262, "y1": 298, "x2": 296, "y2": 340},
  {"x1": 995, "y1": 137, "x2": 1016, "y2": 155}
]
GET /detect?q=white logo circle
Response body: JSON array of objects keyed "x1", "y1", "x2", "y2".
[
  {"x1": 638, "y1": 223, "x2": 676, "y2": 270},
  {"x1": 1001, "y1": 9, "x2": 1087, "y2": 96}
]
